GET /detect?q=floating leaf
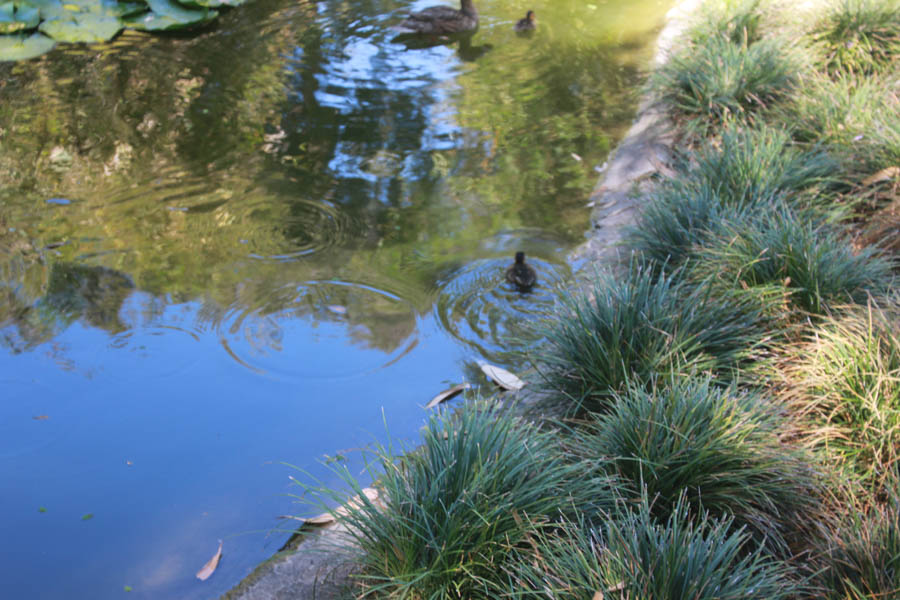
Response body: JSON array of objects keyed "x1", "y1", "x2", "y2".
[
  {"x1": 195, "y1": 540, "x2": 223, "y2": 581},
  {"x1": 38, "y1": 506, "x2": 47, "y2": 513},
  {"x1": 326, "y1": 305, "x2": 347, "y2": 315},
  {"x1": 425, "y1": 383, "x2": 470, "y2": 409},
  {"x1": 0, "y1": 32, "x2": 55, "y2": 61},
  {"x1": 179, "y1": 0, "x2": 245, "y2": 8},
  {"x1": 479, "y1": 363, "x2": 525, "y2": 391},
  {"x1": 125, "y1": 0, "x2": 215, "y2": 31},
  {"x1": 123, "y1": 585, "x2": 132, "y2": 592},
  {"x1": 81, "y1": 513, "x2": 94, "y2": 520},
  {"x1": 33, "y1": 414, "x2": 49, "y2": 420},
  {"x1": 39, "y1": 13, "x2": 122, "y2": 41},
  {"x1": 0, "y1": 3, "x2": 40, "y2": 33}
]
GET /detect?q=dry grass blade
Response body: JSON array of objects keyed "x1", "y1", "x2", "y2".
[
  {"x1": 195, "y1": 540, "x2": 223, "y2": 581},
  {"x1": 862, "y1": 166, "x2": 899, "y2": 186}
]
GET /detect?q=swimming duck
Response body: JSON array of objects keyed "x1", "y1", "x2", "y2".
[
  {"x1": 514, "y1": 10, "x2": 536, "y2": 33},
  {"x1": 396, "y1": 0, "x2": 478, "y2": 35},
  {"x1": 505, "y1": 251, "x2": 537, "y2": 291}
]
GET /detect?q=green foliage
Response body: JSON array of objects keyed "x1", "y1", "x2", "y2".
[
  {"x1": 293, "y1": 402, "x2": 617, "y2": 599},
  {"x1": 510, "y1": 494, "x2": 801, "y2": 600},
  {"x1": 781, "y1": 302, "x2": 900, "y2": 488},
  {"x1": 691, "y1": 208, "x2": 894, "y2": 316},
  {"x1": 651, "y1": 32, "x2": 801, "y2": 128},
  {"x1": 811, "y1": 0, "x2": 900, "y2": 77},
  {"x1": 625, "y1": 180, "x2": 761, "y2": 274},
  {"x1": 535, "y1": 265, "x2": 769, "y2": 415},
  {"x1": 817, "y1": 474, "x2": 900, "y2": 599},
  {"x1": 782, "y1": 71, "x2": 900, "y2": 176},
  {"x1": 577, "y1": 376, "x2": 816, "y2": 548},
  {"x1": 690, "y1": 0, "x2": 765, "y2": 46},
  {"x1": 627, "y1": 125, "x2": 840, "y2": 273}
]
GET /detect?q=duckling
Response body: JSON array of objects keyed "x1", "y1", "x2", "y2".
[
  {"x1": 396, "y1": 0, "x2": 478, "y2": 35},
  {"x1": 505, "y1": 251, "x2": 537, "y2": 291},
  {"x1": 514, "y1": 10, "x2": 536, "y2": 33}
]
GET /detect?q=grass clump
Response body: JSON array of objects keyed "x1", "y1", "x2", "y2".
[
  {"x1": 510, "y1": 494, "x2": 801, "y2": 600},
  {"x1": 816, "y1": 475, "x2": 900, "y2": 599},
  {"x1": 537, "y1": 266, "x2": 769, "y2": 415},
  {"x1": 783, "y1": 71, "x2": 900, "y2": 176},
  {"x1": 651, "y1": 32, "x2": 800, "y2": 128},
  {"x1": 690, "y1": 0, "x2": 765, "y2": 46},
  {"x1": 811, "y1": 0, "x2": 900, "y2": 77},
  {"x1": 780, "y1": 301, "x2": 900, "y2": 488},
  {"x1": 691, "y1": 208, "x2": 894, "y2": 316},
  {"x1": 626, "y1": 125, "x2": 840, "y2": 273},
  {"x1": 294, "y1": 402, "x2": 615, "y2": 599},
  {"x1": 576, "y1": 376, "x2": 816, "y2": 547}
]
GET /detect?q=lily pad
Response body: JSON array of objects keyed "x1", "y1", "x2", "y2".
[
  {"x1": 178, "y1": 0, "x2": 244, "y2": 8},
  {"x1": 0, "y1": 32, "x2": 55, "y2": 61},
  {"x1": 125, "y1": 0, "x2": 214, "y2": 30},
  {"x1": 39, "y1": 13, "x2": 122, "y2": 41},
  {"x1": 0, "y1": 3, "x2": 40, "y2": 33}
]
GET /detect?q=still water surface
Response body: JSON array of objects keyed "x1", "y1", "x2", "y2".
[{"x1": 0, "y1": 0, "x2": 669, "y2": 597}]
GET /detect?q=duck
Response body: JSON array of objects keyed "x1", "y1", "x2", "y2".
[
  {"x1": 396, "y1": 0, "x2": 478, "y2": 35},
  {"x1": 514, "y1": 10, "x2": 536, "y2": 33},
  {"x1": 505, "y1": 251, "x2": 537, "y2": 291}
]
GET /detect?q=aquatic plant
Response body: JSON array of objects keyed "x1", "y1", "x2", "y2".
[
  {"x1": 292, "y1": 402, "x2": 617, "y2": 599},
  {"x1": 536, "y1": 265, "x2": 769, "y2": 415},
  {"x1": 0, "y1": 0, "x2": 246, "y2": 61}
]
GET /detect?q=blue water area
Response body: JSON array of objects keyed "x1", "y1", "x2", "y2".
[{"x1": 0, "y1": 0, "x2": 669, "y2": 597}]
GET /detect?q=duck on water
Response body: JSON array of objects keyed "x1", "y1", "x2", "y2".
[
  {"x1": 506, "y1": 252, "x2": 537, "y2": 292},
  {"x1": 396, "y1": 0, "x2": 478, "y2": 35}
]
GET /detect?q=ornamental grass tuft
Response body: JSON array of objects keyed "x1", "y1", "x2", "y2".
[
  {"x1": 780, "y1": 301, "x2": 900, "y2": 489},
  {"x1": 536, "y1": 266, "x2": 770, "y2": 415},
  {"x1": 292, "y1": 402, "x2": 616, "y2": 599},
  {"x1": 575, "y1": 375, "x2": 817, "y2": 549},
  {"x1": 816, "y1": 474, "x2": 900, "y2": 599},
  {"x1": 811, "y1": 0, "x2": 900, "y2": 77},
  {"x1": 651, "y1": 32, "x2": 801, "y2": 128},
  {"x1": 509, "y1": 494, "x2": 801, "y2": 600},
  {"x1": 690, "y1": 207, "x2": 894, "y2": 316}
]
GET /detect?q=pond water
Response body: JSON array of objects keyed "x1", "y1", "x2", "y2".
[{"x1": 0, "y1": 0, "x2": 670, "y2": 597}]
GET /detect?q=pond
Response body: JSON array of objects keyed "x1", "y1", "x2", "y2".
[{"x1": 0, "y1": 0, "x2": 671, "y2": 597}]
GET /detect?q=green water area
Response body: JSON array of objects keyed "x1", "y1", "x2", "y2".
[{"x1": 0, "y1": 0, "x2": 670, "y2": 597}]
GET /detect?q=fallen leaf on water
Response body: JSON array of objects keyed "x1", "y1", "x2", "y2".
[
  {"x1": 81, "y1": 513, "x2": 94, "y2": 521},
  {"x1": 480, "y1": 363, "x2": 525, "y2": 391},
  {"x1": 862, "y1": 166, "x2": 899, "y2": 186},
  {"x1": 195, "y1": 540, "x2": 223, "y2": 581},
  {"x1": 326, "y1": 305, "x2": 347, "y2": 315},
  {"x1": 124, "y1": 585, "x2": 133, "y2": 592},
  {"x1": 38, "y1": 507, "x2": 47, "y2": 513},
  {"x1": 425, "y1": 383, "x2": 470, "y2": 409},
  {"x1": 33, "y1": 415, "x2": 49, "y2": 421}
]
